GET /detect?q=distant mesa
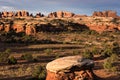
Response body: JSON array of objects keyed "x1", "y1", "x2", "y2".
[
  {"x1": 92, "y1": 10, "x2": 118, "y2": 18},
  {"x1": 73, "y1": 14, "x2": 87, "y2": 17},
  {"x1": 0, "y1": 10, "x2": 30, "y2": 18},
  {"x1": 0, "y1": 10, "x2": 44, "y2": 18},
  {"x1": 0, "y1": 10, "x2": 119, "y2": 18},
  {"x1": 48, "y1": 11, "x2": 75, "y2": 18},
  {"x1": 35, "y1": 12, "x2": 44, "y2": 18}
]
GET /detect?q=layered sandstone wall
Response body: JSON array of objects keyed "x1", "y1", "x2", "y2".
[
  {"x1": 48, "y1": 11, "x2": 75, "y2": 18},
  {"x1": 0, "y1": 11, "x2": 44, "y2": 18},
  {"x1": 92, "y1": 10, "x2": 118, "y2": 18}
]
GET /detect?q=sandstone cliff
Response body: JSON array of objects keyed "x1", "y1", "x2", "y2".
[
  {"x1": 92, "y1": 10, "x2": 118, "y2": 18},
  {"x1": 0, "y1": 16, "x2": 120, "y2": 35},
  {"x1": 15, "y1": 10, "x2": 29, "y2": 17},
  {"x1": 48, "y1": 11, "x2": 75, "y2": 18},
  {"x1": 35, "y1": 13, "x2": 44, "y2": 18}
]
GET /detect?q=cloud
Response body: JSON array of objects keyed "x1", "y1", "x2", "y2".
[
  {"x1": 0, "y1": 0, "x2": 119, "y2": 15},
  {"x1": 0, "y1": 6, "x2": 17, "y2": 11}
]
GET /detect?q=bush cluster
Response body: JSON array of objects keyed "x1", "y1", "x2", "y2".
[
  {"x1": 32, "y1": 65, "x2": 46, "y2": 80},
  {"x1": 0, "y1": 49, "x2": 11, "y2": 63},
  {"x1": 103, "y1": 54, "x2": 118, "y2": 72},
  {"x1": 82, "y1": 50, "x2": 93, "y2": 60},
  {"x1": 21, "y1": 53, "x2": 33, "y2": 62},
  {"x1": 8, "y1": 56, "x2": 17, "y2": 64}
]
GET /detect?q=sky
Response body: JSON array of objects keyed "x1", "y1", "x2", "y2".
[{"x1": 0, "y1": 0, "x2": 120, "y2": 16}]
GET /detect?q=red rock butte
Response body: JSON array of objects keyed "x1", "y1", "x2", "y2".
[{"x1": 0, "y1": 10, "x2": 120, "y2": 35}]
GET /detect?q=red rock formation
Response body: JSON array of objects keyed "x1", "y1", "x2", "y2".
[
  {"x1": 8, "y1": 12, "x2": 14, "y2": 17},
  {"x1": 0, "y1": 10, "x2": 30, "y2": 18},
  {"x1": 16, "y1": 11, "x2": 22, "y2": 17},
  {"x1": 0, "y1": 12, "x2": 2, "y2": 18},
  {"x1": 16, "y1": 10, "x2": 29, "y2": 17},
  {"x1": 73, "y1": 14, "x2": 87, "y2": 18},
  {"x1": 0, "y1": 23, "x2": 4, "y2": 31},
  {"x1": 35, "y1": 13, "x2": 44, "y2": 18},
  {"x1": 4, "y1": 24, "x2": 11, "y2": 32},
  {"x1": 21, "y1": 10, "x2": 29, "y2": 17},
  {"x1": 92, "y1": 10, "x2": 118, "y2": 17},
  {"x1": 48, "y1": 11, "x2": 75, "y2": 18},
  {"x1": 25, "y1": 24, "x2": 36, "y2": 35},
  {"x1": 46, "y1": 56, "x2": 96, "y2": 80},
  {"x1": 2, "y1": 12, "x2": 8, "y2": 18},
  {"x1": 13, "y1": 24, "x2": 25, "y2": 33}
]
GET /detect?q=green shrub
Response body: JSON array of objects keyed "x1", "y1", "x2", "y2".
[
  {"x1": 91, "y1": 47, "x2": 100, "y2": 55},
  {"x1": 101, "y1": 48, "x2": 113, "y2": 57},
  {"x1": 103, "y1": 58, "x2": 113, "y2": 70},
  {"x1": 72, "y1": 50, "x2": 80, "y2": 55},
  {"x1": 55, "y1": 53, "x2": 60, "y2": 59},
  {"x1": 82, "y1": 50, "x2": 93, "y2": 60},
  {"x1": 0, "y1": 49, "x2": 11, "y2": 62},
  {"x1": 8, "y1": 56, "x2": 17, "y2": 64},
  {"x1": 109, "y1": 54, "x2": 119, "y2": 62},
  {"x1": 44, "y1": 49, "x2": 53, "y2": 55},
  {"x1": 112, "y1": 42, "x2": 120, "y2": 54},
  {"x1": 103, "y1": 58, "x2": 117, "y2": 72},
  {"x1": 21, "y1": 53, "x2": 33, "y2": 62},
  {"x1": 32, "y1": 65, "x2": 46, "y2": 80}
]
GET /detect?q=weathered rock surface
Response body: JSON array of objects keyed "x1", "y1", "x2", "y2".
[
  {"x1": 0, "y1": 10, "x2": 120, "y2": 35},
  {"x1": 16, "y1": 10, "x2": 29, "y2": 17},
  {"x1": 0, "y1": 10, "x2": 30, "y2": 18},
  {"x1": 48, "y1": 11, "x2": 75, "y2": 18},
  {"x1": 73, "y1": 14, "x2": 87, "y2": 18},
  {"x1": 35, "y1": 13, "x2": 44, "y2": 18},
  {"x1": 46, "y1": 56, "x2": 95, "y2": 80},
  {"x1": 92, "y1": 10, "x2": 118, "y2": 17}
]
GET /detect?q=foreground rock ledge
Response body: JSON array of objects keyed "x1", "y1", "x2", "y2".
[{"x1": 46, "y1": 56, "x2": 96, "y2": 80}]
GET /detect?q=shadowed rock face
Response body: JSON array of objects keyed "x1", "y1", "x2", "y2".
[
  {"x1": 46, "y1": 56, "x2": 96, "y2": 80},
  {"x1": 0, "y1": 11, "x2": 45, "y2": 18},
  {"x1": 16, "y1": 11, "x2": 29, "y2": 17},
  {"x1": 48, "y1": 11, "x2": 75, "y2": 18},
  {"x1": 92, "y1": 10, "x2": 118, "y2": 17},
  {"x1": 35, "y1": 13, "x2": 44, "y2": 18},
  {"x1": 0, "y1": 11, "x2": 29, "y2": 18}
]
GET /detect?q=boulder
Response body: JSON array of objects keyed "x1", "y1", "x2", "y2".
[{"x1": 46, "y1": 56, "x2": 95, "y2": 80}]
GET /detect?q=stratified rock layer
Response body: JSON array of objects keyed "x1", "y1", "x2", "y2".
[
  {"x1": 92, "y1": 10, "x2": 118, "y2": 17},
  {"x1": 48, "y1": 11, "x2": 75, "y2": 18},
  {"x1": 46, "y1": 56, "x2": 95, "y2": 80}
]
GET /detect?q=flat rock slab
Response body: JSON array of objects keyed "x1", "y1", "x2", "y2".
[{"x1": 46, "y1": 56, "x2": 94, "y2": 73}]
